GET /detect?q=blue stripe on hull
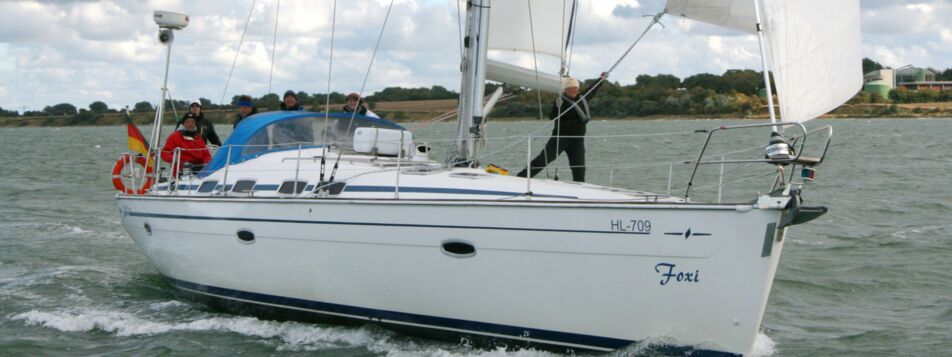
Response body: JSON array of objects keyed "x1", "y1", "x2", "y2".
[
  {"x1": 163, "y1": 276, "x2": 738, "y2": 356},
  {"x1": 343, "y1": 185, "x2": 577, "y2": 199},
  {"x1": 128, "y1": 211, "x2": 649, "y2": 236}
]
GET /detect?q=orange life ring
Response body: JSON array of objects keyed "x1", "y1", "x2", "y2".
[{"x1": 112, "y1": 154, "x2": 155, "y2": 195}]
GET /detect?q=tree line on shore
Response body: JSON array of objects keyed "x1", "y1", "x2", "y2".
[{"x1": 2, "y1": 58, "x2": 950, "y2": 122}]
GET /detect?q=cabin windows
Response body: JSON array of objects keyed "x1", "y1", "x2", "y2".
[
  {"x1": 278, "y1": 180, "x2": 307, "y2": 194},
  {"x1": 232, "y1": 180, "x2": 256, "y2": 193},
  {"x1": 198, "y1": 180, "x2": 218, "y2": 193}
]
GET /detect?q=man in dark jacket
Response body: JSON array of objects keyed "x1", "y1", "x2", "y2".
[
  {"x1": 516, "y1": 72, "x2": 607, "y2": 182},
  {"x1": 280, "y1": 90, "x2": 303, "y2": 111},
  {"x1": 233, "y1": 95, "x2": 258, "y2": 128},
  {"x1": 175, "y1": 99, "x2": 222, "y2": 147}
]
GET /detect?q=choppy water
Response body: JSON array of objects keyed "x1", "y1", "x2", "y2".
[{"x1": 1, "y1": 119, "x2": 950, "y2": 356}]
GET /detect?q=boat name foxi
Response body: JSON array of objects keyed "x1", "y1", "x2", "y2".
[{"x1": 655, "y1": 262, "x2": 701, "y2": 286}]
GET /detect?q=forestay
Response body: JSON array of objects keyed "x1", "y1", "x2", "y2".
[{"x1": 665, "y1": 0, "x2": 863, "y2": 123}]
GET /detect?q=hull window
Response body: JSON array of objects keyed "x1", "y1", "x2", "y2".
[
  {"x1": 198, "y1": 181, "x2": 218, "y2": 193},
  {"x1": 279, "y1": 181, "x2": 307, "y2": 194},
  {"x1": 232, "y1": 180, "x2": 256, "y2": 193}
]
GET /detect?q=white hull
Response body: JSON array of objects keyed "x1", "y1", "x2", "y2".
[{"x1": 118, "y1": 194, "x2": 788, "y2": 355}]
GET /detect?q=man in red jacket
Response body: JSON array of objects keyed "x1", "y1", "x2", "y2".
[{"x1": 162, "y1": 113, "x2": 211, "y2": 176}]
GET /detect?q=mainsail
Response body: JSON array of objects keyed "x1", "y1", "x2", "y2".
[
  {"x1": 486, "y1": 0, "x2": 575, "y2": 93},
  {"x1": 665, "y1": 0, "x2": 863, "y2": 123}
]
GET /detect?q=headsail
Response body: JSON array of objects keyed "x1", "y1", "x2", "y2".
[
  {"x1": 665, "y1": 0, "x2": 863, "y2": 123},
  {"x1": 488, "y1": 0, "x2": 574, "y2": 57},
  {"x1": 486, "y1": 0, "x2": 575, "y2": 93}
]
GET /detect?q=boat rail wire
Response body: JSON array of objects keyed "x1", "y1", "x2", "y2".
[{"x1": 141, "y1": 124, "x2": 824, "y2": 203}]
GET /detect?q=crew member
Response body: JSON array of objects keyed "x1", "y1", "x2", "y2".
[
  {"x1": 175, "y1": 99, "x2": 222, "y2": 146},
  {"x1": 516, "y1": 72, "x2": 608, "y2": 182},
  {"x1": 342, "y1": 92, "x2": 368, "y2": 115},
  {"x1": 233, "y1": 95, "x2": 258, "y2": 128},
  {"x1": 280, "y1": 90, "x2": 303, "y2": 111},
  {"x1": 162, "y1": 114, "x2": 212, "y2": 176}
]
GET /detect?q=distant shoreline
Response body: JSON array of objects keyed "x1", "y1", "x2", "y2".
[{"x1": 1, "y1": 102, "x2": 950, "y2": 128}]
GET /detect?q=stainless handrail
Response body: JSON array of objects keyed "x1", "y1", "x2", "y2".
[{"x1": 685, "y1": 122, "x2": 810, "y2": 200}]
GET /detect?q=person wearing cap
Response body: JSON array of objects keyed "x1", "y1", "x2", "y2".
[
  {"x1": 175, "y1": 99, "x2": 222, "y2": 146},
  {"x1": 342, "y1": 92, "x2": 369, "y2": 116},
  {"x1": 162, "y1": 113, "x2": 212, "y2": 177},
  {"x1": 233, "y1": 95, "x2": 258, "y2": 128},
  {"x1": 516, "y1": 72, "x2": 608, "y2": 182},
  {"x1": 280, "y1": 90, "x2": 303, "y2": 111}
]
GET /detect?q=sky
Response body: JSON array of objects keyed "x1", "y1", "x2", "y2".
[{"x1": 0, "y1": 0, "x2": 949, "y2": 112}]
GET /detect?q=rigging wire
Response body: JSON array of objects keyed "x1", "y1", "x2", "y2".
[
  {"x1": 513, "y1": 11, "x2": 663, "y2": 177},
  {"x1": 525, "y1": 0, "x2": 552, "y2": 178},
  {"x1": 526, "y1": 0, "x2": 545, "y2": 122},
  {"x1": 551, "y1": 12, "x2": 664, "y2": 129},
  {"x1": 318, "y1": 0, "x2": 337, "y2": 191},
  {"x1": 455, "y1": 0, "x2": 464, "y2": 60},
  {"x1": 219, "y1": 0, "x2": 258, "y2": 105},
  {"x1": 566, "y1": 0, "x2": 579, "y2": 73},
  {"x1": 345, "y1": 0, "x2": 395, "y2": 135},
  {"x1": 267, "y1": 0, "x2": 281, "y2": 105},
  {"x1": 559, "y1": 0, "x2": 567, "y2": 75},
  {"x1": 328, "y1": 0, "x2": 397, "y2": 183}
]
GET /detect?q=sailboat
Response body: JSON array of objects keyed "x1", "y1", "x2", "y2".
[{"x1": 115, "y1": 0, "x2": 862, "y2": 355}]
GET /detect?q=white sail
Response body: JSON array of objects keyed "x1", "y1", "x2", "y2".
[
  {"x1": 486, "y1": 59, "x2": 562, "y2": 94},
  {"x1": 761, "y1": 0, "x2": 862, "y2": 123},
  {"x1": 664, "y1": 0, "x2": 863, "y2": 123},
  {"x1": 488, "y1": 0, "x2": 574, "y2": 57},
  {"x1": 665, "y1": 0, "x2": 756, "y2": 34}
]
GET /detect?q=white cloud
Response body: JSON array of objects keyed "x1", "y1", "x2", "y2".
[{"x1": 0, "y1": 0, "x2": 949, "y2": 112}]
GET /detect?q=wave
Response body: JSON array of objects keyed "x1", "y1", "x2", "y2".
[
  {"x1": 8, "y1": 307, "x2": 775, "y2": 356},
  {"x1": 10, "y1": 309, "x2": 376, "y2": 349}
]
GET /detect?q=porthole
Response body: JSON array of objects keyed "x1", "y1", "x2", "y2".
[
  {"x1": 143, "y1": 223, "x2": 152, "y2": 236},
  {"x1": 441, "y1": 240, "x2": 476, "y2": 258},
  {"x1": 237, "y1": 230, "x2": 255, "y2": 244}
]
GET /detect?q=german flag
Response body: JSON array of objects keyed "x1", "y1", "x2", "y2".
[{"x1": 124, "y1": 111, "x2": 150, "y2": 155}]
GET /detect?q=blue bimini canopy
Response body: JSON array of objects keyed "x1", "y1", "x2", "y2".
[{"x1": 199, "y1": 111, "x2": 404, "y2": 177}]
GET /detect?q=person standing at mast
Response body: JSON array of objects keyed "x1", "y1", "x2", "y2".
[{"x1": 517, "y1": 72, "x2": 607, "y2": 182}]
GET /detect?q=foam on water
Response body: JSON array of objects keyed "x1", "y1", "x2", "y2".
[
  {"x1": 10, "y1": 308, "x2": 375, "y2": 348},
  {"x1": 147, "y1": 300, "x2": 190, "y2": 311},
  {"x1": 790, "y1": 239, "x2": 825, "y2": 246},
  {"x1": 750, "y1": 332, "x2": 776, "y2": 357}
]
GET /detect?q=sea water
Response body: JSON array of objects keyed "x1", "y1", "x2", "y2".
[{"x1": 1, "y1": 119, "x2": 950, "y2": 356}]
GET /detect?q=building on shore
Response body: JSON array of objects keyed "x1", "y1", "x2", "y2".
[{"x1": 864, "y1": 65, "x2": 952, "y2": 97}]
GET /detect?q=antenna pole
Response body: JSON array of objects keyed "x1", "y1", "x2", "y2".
[{"x1": 146, "y1": 37, "x2": 174, "y2": 188}]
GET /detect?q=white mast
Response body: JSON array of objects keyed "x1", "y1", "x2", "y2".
[{"x1": 455, "y1": 0, "x2": 491, "y2": 166}]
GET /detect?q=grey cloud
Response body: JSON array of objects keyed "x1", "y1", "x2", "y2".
[{"x1": 612, "y1": 5, "x2": 641, "y2": 19}]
